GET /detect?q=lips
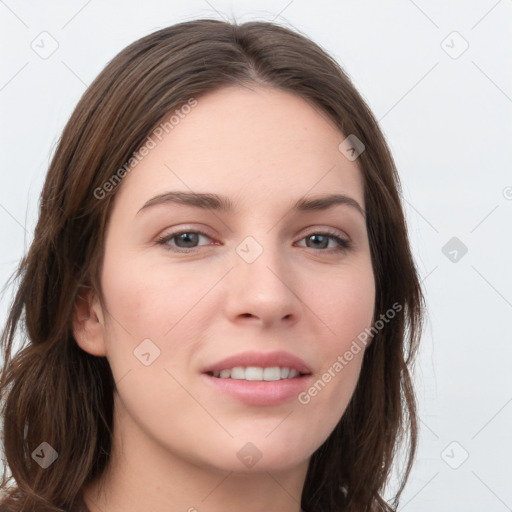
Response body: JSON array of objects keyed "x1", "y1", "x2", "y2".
[
  {"x1": 201, "y1": 350, "x2": 313, "y2": 406},
  {"x1": 201, "y1": 350, "x2": 312, "y2": 376}
]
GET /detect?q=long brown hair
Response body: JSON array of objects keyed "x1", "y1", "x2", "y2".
[{"x1": 0, "y1": 18, "x2": 424, "y2": 512}]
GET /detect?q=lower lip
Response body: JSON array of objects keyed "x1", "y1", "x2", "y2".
[{"x1": 202, "y1": 373, "x2": 312, "y2": 406}]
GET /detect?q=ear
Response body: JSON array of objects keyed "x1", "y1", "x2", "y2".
[{"x1": 72, "y1": 287, "x2": 108, "y2": 357}]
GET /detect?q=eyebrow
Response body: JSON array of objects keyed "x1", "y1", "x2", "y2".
[{"x1": 136, "y1": 191, "x2": 366, "y2": 218}]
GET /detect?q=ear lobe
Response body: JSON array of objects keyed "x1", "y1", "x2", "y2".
[{"x1": 72, "y1": 287, "x2": 107, "y2": 357}]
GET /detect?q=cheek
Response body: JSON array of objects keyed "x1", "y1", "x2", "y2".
[
  {"x1": 101, "y1": 251, "x2": 204, "y2": 338},
  {"x1": 98, "y1": 255, "x2": 203, "y2": 427},
  {"x1": 312, "y1": 258, "x2": 376, "y2": 346},
  {"x1": 298, "y1": 259, "x2": 374, "y2": 420},
  {"x1": 99, "y1": 250, "x2": 217, "y2": 384}
]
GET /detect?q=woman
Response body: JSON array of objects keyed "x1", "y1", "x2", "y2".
[{"x1": 0, "y1": 18, "x2": 424, "y2": 512}]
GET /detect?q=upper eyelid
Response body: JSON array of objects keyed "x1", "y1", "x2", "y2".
[{"x1": 159, "y1": 225, "x2": 349, "y2": 239}]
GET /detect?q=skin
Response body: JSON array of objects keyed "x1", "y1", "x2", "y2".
[{"x1": 74, "y1": 84, "x2": 375, "y2": 512}]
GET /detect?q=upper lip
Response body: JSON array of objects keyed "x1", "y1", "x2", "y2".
[{"x1": 202, "y1": 350, "x2": 312, "y2": 375}]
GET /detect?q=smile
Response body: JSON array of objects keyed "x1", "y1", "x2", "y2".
[{"x1": 207, "y1": 366, "x2": 304, "y2": 381}]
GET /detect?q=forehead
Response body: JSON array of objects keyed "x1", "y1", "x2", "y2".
[{"x1": 110, "y1": 85, "x2": 365, "y2": 216}]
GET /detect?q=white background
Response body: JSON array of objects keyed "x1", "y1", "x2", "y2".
[{"x1": 1, "y1": 1, "x2": 511, "y2": 510}]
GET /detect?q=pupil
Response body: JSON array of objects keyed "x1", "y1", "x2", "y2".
[
  {"x1": 178, "y1": 233, "x2": 197, "y2": 247},
  {"x1": 309, "y1": 234, "x2": 327, "y2": 248}
]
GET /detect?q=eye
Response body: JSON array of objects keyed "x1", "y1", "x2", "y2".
[
  {"x1": 296, "y1": 230, "x2": 352, "y2": 252},
  {"x1": 156, "y1": 228, "x2": 351, "y2": 254},
  {"x1": 156, "y1": 229, "x2": 214, "y2": 252}
]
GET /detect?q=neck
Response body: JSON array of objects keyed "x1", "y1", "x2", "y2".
[{"x1": 82, "y1": 404, "x2": 308, "y2": 512}]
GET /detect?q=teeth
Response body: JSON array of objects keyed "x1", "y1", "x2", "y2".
[
  {"x1": 231, "y1": 367, "x2": 245, "y2": 379},
  {"x1": 245, "y1": 367, "x2": 263, "y2": 380},
  {"x1": 263, "y1": 367, "x2": 281, "y2": 381},
  {"x1": 211, "y1": 366, "x2": 302, "y2": 381}
]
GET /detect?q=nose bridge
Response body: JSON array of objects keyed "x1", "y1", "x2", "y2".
[{"x1": 227, "y1": 232, "x2": 301, "y2": 323}]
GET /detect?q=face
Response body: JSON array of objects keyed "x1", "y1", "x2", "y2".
[{"x1": 77, "y1": 85, "x2": 375, "y2": 474}]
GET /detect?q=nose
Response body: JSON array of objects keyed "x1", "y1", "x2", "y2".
[{"x1": 222, "y1": 236, "x2": 303, "y2": 328}]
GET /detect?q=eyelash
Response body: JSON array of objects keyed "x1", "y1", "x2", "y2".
[{"x1": 155, "y1": 228, "x2": 352, "y2": 254}]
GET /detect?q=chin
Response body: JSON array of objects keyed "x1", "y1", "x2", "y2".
[
  {"x1": 216, "y1": 453, "x2": 309, "y2": 474},
  {"x1": 204, "y1": 437, "x2": 315, "y2": 474}
]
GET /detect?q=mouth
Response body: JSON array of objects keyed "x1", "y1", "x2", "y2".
[
  {"x1": 206, "y1": 366, "x2": 308, "y2": 381},
  {"x1": 201, "y1": 350, "x2": 312, "y2": 406}
]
